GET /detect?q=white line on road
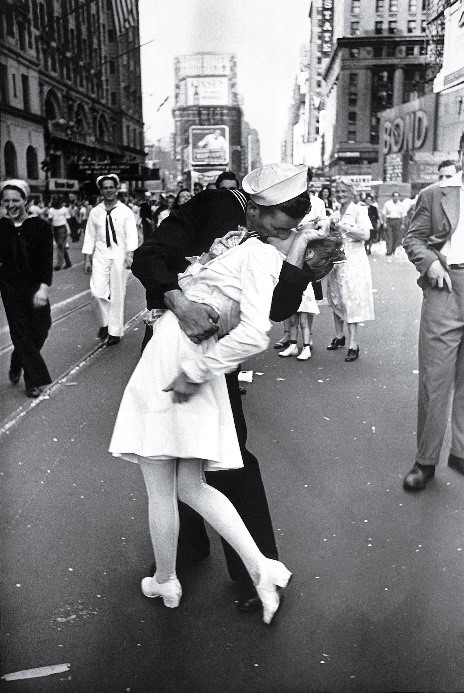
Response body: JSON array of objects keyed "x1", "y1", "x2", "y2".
[{"x1": 0, "y1": 309, "x2": 146, "y2": 440}]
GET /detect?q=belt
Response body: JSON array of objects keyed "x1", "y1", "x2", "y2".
[{"x1": 449, "y1": 264, "x2": 464, "y2": 270}]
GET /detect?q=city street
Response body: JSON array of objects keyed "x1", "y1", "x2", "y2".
[{"x1": 2, "y1": 245, "x2": 464, "y2": 692}]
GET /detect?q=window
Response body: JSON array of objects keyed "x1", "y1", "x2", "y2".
[
  {"x1": 421, "y1": 19, "x2": 426, "y2": 31},
  {"x1": 12, "y1": 73, "x2": 17, "y2": 99},
  {"x1": 4, "y1": 141, "x2": 18, "y2": 178},
  {"x1": 108, "y1": 28, "x2": 114, "y2": 42},
  {"x1": 111, "y1": 91, "x2": 117, "y2": 105},
  {"x1": 347, "y1": 111, "x2": 357, "y2": 142},
  {"x1": 407, "y1": 20, "x2": 416, "y2": 33},
  {"x1": 351, "y1": 0, "x2": 360, "y2": 14},
  {"x1": 376, "y1": 0, "x2": 385, "y2": 12},
  {"x1": 388, "y1": 20, "x2": 397, "y2": 34},
  {"x1": 389, "y1": 0, "x2": 398, "y2": 11},
  {"x1": 375, "y1": 21, "x2": 383, "y2": 34},
  {"x1": 109, "y1": 61, "x2": 115, "y2": 75},
  {"x1": 351, "y1": 21, "x2": 360, "y2": 35},
  {"x1": 21, "y1": 74, "x2": 30, "y2": 112},
  {"x1": 26, "y1": 146, "x2": 39, "y2": 179},
  {"x1": 18, "y1": 22, "x2": 26, "y2": 51},
  {"x1": 422, "y1": 0, "x2": 428, "y2": 9},
  {"x1": 0, "y1": 63, "x2": 8, "y2": 104},
  {"x1": 126, "y1": 124, "x2": 130, "y2": 145},
  {"x1": 408, "y1": 0, "x2": 417, "y2": 12},
  {"x1": 70, "y1": 28, "x2": 75, "y2": 52},
  {"x1": 5, "y1": 5, "x2": 15, "y2": 37},
  {"x1": 50, "y1": 49, "x2": 57, "y2": 72},
  {"x1": 349, "y1": 93, "x2": 358, "y2": 106}
]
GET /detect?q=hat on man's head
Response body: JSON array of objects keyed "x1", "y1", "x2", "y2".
[
  {"x1": 96, "y1": 174, "x2": 120, "y2": 189},
  {"x1": 242, "y1": 164, "x2": 308, "y2": 206},
  {"x1": 0, "y1": 179, "x2": 30, "y2": 199}
]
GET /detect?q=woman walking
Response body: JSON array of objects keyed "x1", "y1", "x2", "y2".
[{"x1": 326, "y1": 177, "x2": 374, "y2": 362}]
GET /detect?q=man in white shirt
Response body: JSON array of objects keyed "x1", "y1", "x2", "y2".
[
  {"x1": 403, "y1": 131, "x2": 464, "y2": 491},
  {"x1": 382, "y1": 191, "x2": 405, "y2": 256},
  {"x1": 82, "y1": 174, "x2": 138, "y2": 346}
]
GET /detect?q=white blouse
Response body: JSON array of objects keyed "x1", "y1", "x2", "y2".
[{"x1": 178, "y1": 238, "x2": 284, "y2": 384}]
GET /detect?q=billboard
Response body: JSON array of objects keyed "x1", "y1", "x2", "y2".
[
  {"x1": 186, "y1": 77, "x2": 229, "y2": 106},
  {"x1": 190, "y1": 125, "x2": 229, "y2": 166}
]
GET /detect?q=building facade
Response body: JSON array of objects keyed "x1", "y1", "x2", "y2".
[
  {"x1": 172, "y1": 52, "x2": 246, "y2": 187},
  {"x1": 0, "y1": 0, "x2": 144, "y2": 195},
  {"x1": 322, "y1": 0, "x2": 430, "y2": 179}
]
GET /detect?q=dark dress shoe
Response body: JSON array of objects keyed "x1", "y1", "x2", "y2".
[
  {"x1": 403, "y1": 462, "x2": 435, "y2": 492},
  {"x1": 327, "y1": 336, "x2": 346, "y2": 350},
  {"x1": 106, "y1": 335, "x2": 121, "y2": 346},
  {"x1": 98, "y1": 326, "x2": 109, "y2": 340},
  {"x1": 448, "y1": 454, "x2": 464, "y2": 475},
  {"x1": 25, "y1": 386, "x2": 41, "y2": 398},
  {"x1": 9, "y1": 367, "x2": 22, "y2": 384},
  {"x1": 345, "y1": 346, "x2": 360, "y2": 362},
  {"x1": 274, "y1": 339, "x2": 290, "y2": 350}
]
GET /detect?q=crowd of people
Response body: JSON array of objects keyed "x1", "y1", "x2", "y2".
[{"x1": 1, "y1": 138, "x2": 464, "y2": 628}]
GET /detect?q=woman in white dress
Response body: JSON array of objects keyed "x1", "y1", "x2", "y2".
[
  {"x1": 109, "y1": 171, "x2": 314, "y2": 625},
  {"x1": 326, "y1": 177, "x2": 375, "y2": 362}
]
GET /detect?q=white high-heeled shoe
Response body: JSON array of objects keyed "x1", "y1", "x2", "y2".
[
  {"x1": 255, "y1": 559, "x2": 293, "y2": 625},
  {"x1": 141, "y1": 576, "x2": 182, "y2": 608}
]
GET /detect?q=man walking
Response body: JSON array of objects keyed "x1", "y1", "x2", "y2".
[
  {"x1": 0, "y1": 180, "x2": 53, "y2": 398},
  {"x1": 382, "y1": 191, "x2": 405, "y2": 256},
  {"x1": 82, "y1": 174, "x2": 138, "y2": 346},
  {"x1": 403, "y1": 131, "x2": 464, "y2": 491}
]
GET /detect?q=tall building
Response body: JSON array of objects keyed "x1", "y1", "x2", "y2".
[
  {"x1": 0, "y1": 0, "x2": 145, "y2": 195},
  {"x1": 172, "y1": 52, "x2": 244, "y2": 187},
  {"x1": 322, "y1": 0, "x2": 430, "y2": 179}
]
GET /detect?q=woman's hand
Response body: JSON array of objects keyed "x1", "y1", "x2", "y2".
[{"x1": 163, "y1": 372, "x2": 200, "y2": 403}]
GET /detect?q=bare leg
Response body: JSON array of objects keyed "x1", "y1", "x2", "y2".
[
  {"x1": 299, "y1": 313, "x2": 311, "y2": 345},
  {"x1": 333, "y1": 312, "x2": 344, "y2": 339},
  {"x1": 347, "y1": 322, "x2": 358, "y2": 350}
]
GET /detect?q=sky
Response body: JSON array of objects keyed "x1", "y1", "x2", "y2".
[{"x1": 138, "y1": 0, "x2": 310, "y2": 163}]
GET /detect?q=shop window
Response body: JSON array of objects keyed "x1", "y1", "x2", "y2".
[
  {"x1": 350, "y1": 48, "x2": 360, "y2": 58},
  {"x1": 406, "y1": 45, "x2": 415, "y2": 56},
  {"x1": 4, "y1": 141, "x2": 18, "y2": 178},
  {"x1": 26, "y1": 146, "x2": 39, "y2": 179}
]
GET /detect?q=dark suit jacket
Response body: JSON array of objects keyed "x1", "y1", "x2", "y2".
[{"x1": 403, "y1": 181, "x2": 461, "y2": 287}]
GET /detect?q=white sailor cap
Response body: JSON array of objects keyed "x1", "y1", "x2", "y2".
[
  {"x1": 242, "y1": 163, "x2": 308, "y2": 206},
  {"x1": 0, "y1": 179, "x2": 30, "y2": 198},
  {"x1": 96, "y1": 174, "x2": 120, "y2": 188}
]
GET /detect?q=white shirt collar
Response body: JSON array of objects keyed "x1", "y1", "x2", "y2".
[{"x1": 439, "y1": 171, "x2": 464, "y2": 188}]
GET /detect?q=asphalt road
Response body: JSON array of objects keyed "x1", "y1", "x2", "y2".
[{"x1": 2, "y1": 242, "x2": 464, "y2": 693}]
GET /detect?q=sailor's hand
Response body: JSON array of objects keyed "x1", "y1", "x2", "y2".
[
  {"x1": 164, "y1": 291, "x2": 219, "y2": 344},
  {"x1": 32, "y1": 284, "x2": 49, "y2": 308},
  {"x1": 163, "y1": 372, "x2": 199, "y2": 403}
]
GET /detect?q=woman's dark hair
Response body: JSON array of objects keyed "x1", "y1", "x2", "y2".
[
  {"x1": 318, "y1": 185, "x2": 332, "y2": 200},
  {"x1": 261, "y1": 191, "x2": 311, "y2": 220},
  {"x1": 173, "y1": 188, "x2": 191, "y2": 209}
]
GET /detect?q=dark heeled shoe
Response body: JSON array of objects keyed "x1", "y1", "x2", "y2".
[
  {"x1": 274, "y1": 339, "x2": 290, "y2": 349},
  {"x1": 345, "y1": 346, "x2": 359, "y2": 362},
  {"x1": 327, "y1": 336, "x2": 346, "y2": 350}
]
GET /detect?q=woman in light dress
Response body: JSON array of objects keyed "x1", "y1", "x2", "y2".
[
  {"x1": 109, "y1": 202, "x2": 315, "y2": 624},
  {"x1": 326, "y1": 177, "x2": 375, "y2": 362}
]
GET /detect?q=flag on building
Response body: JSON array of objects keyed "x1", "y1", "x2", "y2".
[{"x1": 111, "y1": 0, "x2": 137, "y2": 36}]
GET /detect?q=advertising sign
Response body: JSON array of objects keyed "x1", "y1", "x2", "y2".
[
  {"x1": 321, "y1": 0, "x2": 334, "y2": 55},
  {"x1": 48, "y1": 178, "x2": 79, "y2": 192},
  {"x1": 190, "y1": 125, "x2": 229, "y2": 166},
  {"x1": 186, "y1": 77, "x2": 229, "y2": 106}
]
